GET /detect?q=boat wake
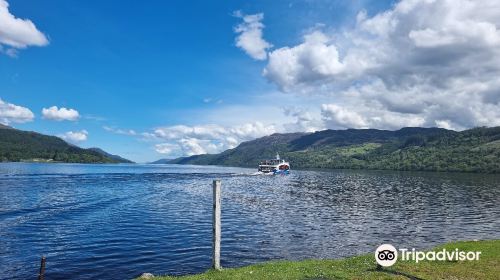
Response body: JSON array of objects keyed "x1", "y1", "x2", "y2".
[
  {"x1": 230, "y1": 171, "x2": 281, "y2": 177},
  {"x1": 250, "y1": 171, "x2": 274, "y2": 176}
]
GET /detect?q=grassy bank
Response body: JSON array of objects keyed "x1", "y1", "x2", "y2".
[{"x1": 145, "y1": 239, "x2": 499, "y2": 279}]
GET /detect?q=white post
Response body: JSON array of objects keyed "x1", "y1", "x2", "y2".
[{"x1": 212, "y1": 180, "x2": 222, "y2": 270}]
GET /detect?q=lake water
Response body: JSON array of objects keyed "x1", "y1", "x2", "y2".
[{"x1": 0, "y1": 163, "x2": 499, "y2": 280}]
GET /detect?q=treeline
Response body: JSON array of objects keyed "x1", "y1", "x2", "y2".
[
  {"x1": 0, "y1": 126, "x2": 129, "y2": 163},
  {"x1": 165, "y1": 127, "x2": 500, "y2": 173}
]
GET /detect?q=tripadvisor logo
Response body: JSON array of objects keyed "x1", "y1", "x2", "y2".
[
  {"x1": 375, "y1": 244, "x2": 398, "y2": 267},
  {"x1": 375, "y1": 244, "x2": 482, "y2": 267}
]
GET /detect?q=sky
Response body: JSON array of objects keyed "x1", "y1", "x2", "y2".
[{"x1": 1, "y1": 0, "x2": 500, "y2": 162}]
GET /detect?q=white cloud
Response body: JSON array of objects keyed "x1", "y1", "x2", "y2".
[
  {"x1": 0, "y1": 0, "x2": 48, "y2": 55},
  {"x1": 0, "y1": 45, "x2": 17, "y2": 57},
  {"x1": 321, "y1": 104, "x2": 368, "y2": 129},
  {"x1": 228, "y1": 122, "x2": 276, "y2": 141},
  {"x1": 152, "y1": 122, "x2": 276, "y2": 157},
  {"x1": 321, "y1": 102, "x2": 425, "y2": 130},
  {"x1": 155, "y1": 138, "x2": 225, "y2": 157},
  {"x1": 59, "y1": 130, "x2": 88, "y2": 143},
  {"x1": 259, "y1": 0, "x2": 500, "y2": 130},
  {"x1": 155, "y1": 143, "x2": 179, "y2": 155},
  {"x1": 434, "y1": 120, "x2": 453, "y2": 130},
  {"x1": 42, "y1": 106, "x2": 79, "y2": 121},
  {"x1": 203, "y1": 97, "x2": 223, "y2": 104},
  {"x1": 283, "y1": 107, "x2": 324, "y2": 132},
  {"x1": 0, "y1": 98, "x2": 34, "y2": 125},
  {"x1": 179, "y1": 138, "x2": 222, "y2": 156},
  {"x1": 103, "y1": 126, "x2": 137, "y2": 136},
  {"x1": 234, "y1": 11, "x2": 272, "y2": 60},
  {"x1": 153, "y1": 122, "x2": 276, "y2": 143},
  {"x1": 264, "y1": 31, "x2": 346, "y2": 91}
]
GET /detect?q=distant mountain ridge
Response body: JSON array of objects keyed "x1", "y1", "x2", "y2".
[
  {"x1": 156, "y1": 127, "x2": 500, "y2": 173},
  {"x1": 88, "y1": 148, "x2": 133, "y2": 163},
  {"x1": 0, "y1": 125, "x2": 132, "y2": 163},
  {"x1": 0, "y1": 123, "x2": 14, "y2": 129}
]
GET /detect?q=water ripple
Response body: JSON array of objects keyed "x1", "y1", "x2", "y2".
[{"x1": 0, "y1": 163, "x2": 499, "y2": 279}]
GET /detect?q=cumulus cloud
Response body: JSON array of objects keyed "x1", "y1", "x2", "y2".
[
  {"x1": 152, "y1": 122, "x2": 276, "y2": 157},
  {"x1": 234, "y1": 11, "x2": 272, "y2": 60},
  {"x1": 42, "y1": 106, "x2": 79, "y2": 121},
  {"x1": 59, "y1": 130, "x2": 88, "y2": 143},
  {"x1": 0, "y1": 0, "x2": 48, "y2": 55},
  {"x1": 321, "y1": 104, "x2": 368, "y2": 129},
  {"x1": 259, "y1": 0, "x2": 500, "y2": 130},
  {"x1": 321, "y1": 102, "x2": 425, "y2": 130},
  {"x1": 283, "y1": 107, "x2": 324, "y2": 132},
  {"x1": 103, "y1": 126, "x2": 137, "y2": 136},
  {"x1": 154, "y1": 143, "x2": 179, "y2": 155},
  {"x1": 264, "y1": 31, "x2": 346, "y2": 91},
  {"x1": 0, "y1": 98, "x2": 34, "y2": 125}
]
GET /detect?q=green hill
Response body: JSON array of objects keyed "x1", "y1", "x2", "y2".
[
  {"x1": 0, "y1": 125, "x2": 132, "y2": 163},
  {"x1": 161, "y1": 127, "x2": 500, "y2": 173},
  {"x1": 88, "y1": 147, "x2": 134, "y2": 163}
]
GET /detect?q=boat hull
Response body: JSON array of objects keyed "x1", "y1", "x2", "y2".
[{"x1": 273, "y1": 169, "x2": 290, "y2": 175}]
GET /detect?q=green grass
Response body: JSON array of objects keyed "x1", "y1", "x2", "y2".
[{"x1": 145, "y1": 239, "x2": 499, "y2": 280}]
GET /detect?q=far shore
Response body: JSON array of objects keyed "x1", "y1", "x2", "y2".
[
  {"x1": 3, "y1": 160, "x2": 500, "y2": 175},
  {"x1": 153, "y1": 161, "x2": 500, "y2": 175}
]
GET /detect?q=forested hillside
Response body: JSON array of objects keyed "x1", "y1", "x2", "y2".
[
  {"x1": 0, "y1": 125, "x2": 132, "y2": 163},
  {"x1": 161, "y1": 127, "x2": 500, "y2": 173}
]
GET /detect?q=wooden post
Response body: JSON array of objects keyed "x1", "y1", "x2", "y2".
[
  {"x1": 212, "y1": 180, "x2": 222, "y2": 270},
  {"x1": 38, "y1": 256, "x2": 46, "y2": 280}
]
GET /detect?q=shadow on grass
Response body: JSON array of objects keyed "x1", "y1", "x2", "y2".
[{"x1": 367, "y1": 266, "x2": 425, "y2": 280}]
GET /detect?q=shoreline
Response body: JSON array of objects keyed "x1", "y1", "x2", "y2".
[
  {"x1": 141, "y1": 239, "x2": 500, "y2": 279},
  {"x1": 154, "y1": 162, "x2": 500, "y2": 175},
  {"x1": 4, "y1": 161, "x2": 500, "y2": 175}
]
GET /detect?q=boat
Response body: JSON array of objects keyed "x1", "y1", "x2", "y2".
[{"x1": 258, "y1": 153, "x2": 290, "y2": 175}]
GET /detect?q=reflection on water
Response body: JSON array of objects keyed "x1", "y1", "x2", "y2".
[{"x1": 0, "y1": 163, "x2": 499, "y2": 279}]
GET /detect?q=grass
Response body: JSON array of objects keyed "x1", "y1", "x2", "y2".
[{"x1": 145, "y1": 239, "x2": 499, "y2": 280}]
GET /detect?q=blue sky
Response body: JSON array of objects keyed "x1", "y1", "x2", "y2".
[{"x1": 1, "y1": 0, "x2": 500, "y2": 162}]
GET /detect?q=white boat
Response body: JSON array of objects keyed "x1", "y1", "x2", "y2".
[{"x1": 258, "y1": 153, "x2": 290, "y2": 175}]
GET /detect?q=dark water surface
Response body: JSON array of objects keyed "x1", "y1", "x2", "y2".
[{"x1": 0, "y1": 163, "x2": 499, "y2": 279}]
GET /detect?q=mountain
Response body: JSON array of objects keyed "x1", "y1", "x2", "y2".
[
  {"x1": 150, "y1": 158, "x2": 171, "y2": 164},
  {"x1": 88, "y1": 148, "x2": 134, "y2": 163},
  {"x1": 155, "y1": 132, "x2": 307, "y2": 165},
  {"x1": 159, "y1": 127, "x2": 500, "y2": 173},
  {"x1": 0, "y1": 125, "x2": 132, "y2": 163},
  {"x1": 0, "y1": 123, "x2": 14, "y2": 129}
]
